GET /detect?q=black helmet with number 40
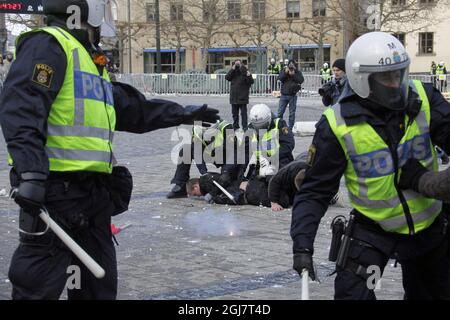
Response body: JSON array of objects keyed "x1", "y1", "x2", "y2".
[{"x1": 346, "y1": 32, "x2": 411, "y2": 111}]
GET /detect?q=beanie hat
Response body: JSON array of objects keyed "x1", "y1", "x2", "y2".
[{"x1": 332, "y1": 59, "x2": 346, "y2": 72}]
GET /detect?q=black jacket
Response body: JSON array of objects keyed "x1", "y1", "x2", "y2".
[
  {"x1": 278, "y1": 63, "x2": 304, "y2": 96},
  {"x1": 291, "y1": 83, "x2": 450, "y2": 254},
  {"x1": 321, "y1": 75, "x2": 348, "y2": 107},
  {"x1": 268, "y1": 160, "x2": 308, "y2": 208},
  {"x1": 0, "y1": 30, "x2": 193, "y2": 177},
  {"x1": 225, "y1": 66, "x2": 254, "y2": 105}
]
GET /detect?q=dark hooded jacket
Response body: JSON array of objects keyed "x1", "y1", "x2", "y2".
[
  {"x1": 225, "y1": 65, "x2": 254, "y2": 105},
  {"x1": 278, "y1": 60, "x2": 304, "y2": 96}
]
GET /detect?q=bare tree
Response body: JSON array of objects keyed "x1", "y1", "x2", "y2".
[
  {"x1": 181, "y1": 0, "x2": 230, "y2": 72},
  {"x1": 329, "y1": 0, "x2": 450, "y2": 51},
  {"x1": 235, "y1": 2, "x2": 287, "y2": 73},
  {"x1": 287, "y1": 1, "x2": 341, "y2": 71},
  {"x1": 160, "y1": 20, "x2": 190, "y2": 73}
]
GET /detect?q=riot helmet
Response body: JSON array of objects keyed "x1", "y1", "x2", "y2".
[
  {"x1": 346, "y1": 32, "x2": 411, "y2": 111},
  {"x1": 249, "y1": 104, "x2": 272, "y2": 130}
]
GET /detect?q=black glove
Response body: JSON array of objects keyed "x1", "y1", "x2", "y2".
[
  {"x1": 218, "y1": 172, "x2": 232, "y2": 188},
  {"x1": 13, "y1": 172, "x2": 47, "y2": 215},
  {"x1": 398, "y1": 158, "x2": 428, "y2": 192},
  {"x1": 318, "y1": 82, "x2": 334, "y2": 96},
  {"x1": 183, "y1": 104, "x2": 220, "y2": 126},
  {"x1": 293, "y1": 250, "x2": 316, "y2": 281}
]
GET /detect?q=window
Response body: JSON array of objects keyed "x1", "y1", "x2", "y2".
[
  {"x1": 203, "y1": 1, "x2": 217, "y2": 21},
  {"x1": 146, "y1": 2, "x2": 155, "y2": 22},
  {"x1": 419, "y1": 32, "x2": 434, "y2": 54},
  {"x1": 393, "y1": 33, "x2": 406, "y2": 46},
  {"x1": 252, "y1": 0, "x2": 266, "y2": 20},
  {"x1": 144, "y1": 51, "x2": 186, "y2": 73},
  {"x1": 286, "y1": 1, "x2": 300, "y2": 19},
  {"x1": 392, "y1": 0, "x2": 406, "y2": 5},
  {"x1": 312, "y1": 0, "x2": 326, "y2": 17},
  {"x1": 170, "y1": 2, "x2": 183, "y2": 21},
  {"x1": 293, "y1": 47, "x2": 330, "y2": 73},
  {"x1": 228, "y1": 0, "x2": 241, "y2": 21}
]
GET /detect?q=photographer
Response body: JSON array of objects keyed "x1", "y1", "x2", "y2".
[
  {"x1": 319, "y1": 59, "x2": 347, "y2": 107},
  {"x1": 226, "y1": 59, "x2": 254, "y2": 131},
  {"x1": 278, "y1": 59, "x2": 304, "y2": 130}
]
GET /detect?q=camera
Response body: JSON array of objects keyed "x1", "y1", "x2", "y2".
[{"x1": 318, "y1": 81, "x2": 334, "y2": 97}]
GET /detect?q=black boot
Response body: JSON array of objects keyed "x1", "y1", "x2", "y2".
[{"x1": 166, "y1": 184, "x2": 187, "y2": 199}]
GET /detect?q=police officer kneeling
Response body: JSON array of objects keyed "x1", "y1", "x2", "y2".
[
  {"x1": 291, "y1": 32, "x2": 450, "y2": 300},
  {"x1": 0, "y1": 0, "x2": 219, "y2": 300}
]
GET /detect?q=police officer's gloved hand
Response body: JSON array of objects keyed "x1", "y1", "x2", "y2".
[
  {"x1": 398, "y1": 158, "x2": 428, "y2": 192},
  {"x1": 183, "y1": 104, "x2": 220, "y2": 126},
  {"x1": 293, "y1": 249, "x2": 316, "y2": 281},
  {"x1": 218, "y1": 172, "x2": 232, "y2": 188},
  {"x1": 13, "y1": 172, "x2": 47, "y2": 216}
]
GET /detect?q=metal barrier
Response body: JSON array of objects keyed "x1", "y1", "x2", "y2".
[
  {"x1": 115, "y1": 73, "x2": 326, "y2": 98},
  {"x1": 115, "y1": 73, "x2": 449, "y2": 97},
  {"x1": 0, "y1": 72, "x2": 446, "y2": 97}
]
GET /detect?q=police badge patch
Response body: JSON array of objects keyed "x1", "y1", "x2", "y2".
[
  {"x1": 282, "y1": 127, "x2": 289, "y2": 135},
  {"x1": 307, "y1": 144, "x2": 317, "y2": 166},
  {"x1": 32, "y1": 64, "x2": 54, "y2": 88}
]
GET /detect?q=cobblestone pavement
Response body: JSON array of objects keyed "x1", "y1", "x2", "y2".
[{"x1": 0, "y1": 96, "x2": 406, "y2": 300}]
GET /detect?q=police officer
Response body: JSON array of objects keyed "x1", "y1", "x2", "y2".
[
  {"x1": 320, "y1": 62, "x2": 332, "y2": 85},
  {"x1": 430, "y1": 61, "x2": 437, "y2": 88},
  {"x1": 246, "y1": 104, "x2": 295, "y2": 179},
  {"x1": 268, "y1": 58, "x2": 281, "y2": 93},
  {"x1": 436, "y1": 61, "x2": 447, "y2": 92},
  {"x1": 167, "y1": 120, "x2": 236, "y2": 198},
  {"x1": 0, "y1": 0, "x2": 219, "y2": 300},
  {"x1": 291, "y1": 32, "x2": 450, "y2": 299}
]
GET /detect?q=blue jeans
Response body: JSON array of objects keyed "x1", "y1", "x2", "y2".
[{"x1": 278, "y1": 94, "x2": 297, "y2": 129}]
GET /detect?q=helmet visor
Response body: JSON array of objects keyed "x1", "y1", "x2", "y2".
[{"x1": 368, "y1": 68, "x2": 409, "y2": 111}]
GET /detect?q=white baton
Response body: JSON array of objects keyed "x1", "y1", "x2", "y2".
[{"x1": 39, "y1": 210, "x2": 106, "y2": 279}]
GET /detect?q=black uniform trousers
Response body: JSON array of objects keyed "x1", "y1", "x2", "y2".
[
  {"x1": 231, "y1": 104, "x2": 248, "y2": 131},
  {"x1": 8, "y1": 173, "x2": 117, "y2": 300},
  {"x1": 171, "y1": 143, "x2": 208, "y2": 186},
  {"x1": 334, "y1": 212, "x2": 450, "y2": 300}
]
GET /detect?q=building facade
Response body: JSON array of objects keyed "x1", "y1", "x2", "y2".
[
  {"x1": 112, "y1": 0, "x2": 450, "y2": 74},
  {"x1": 114, "y1": 0, "x2": 344, "y2": 74}
]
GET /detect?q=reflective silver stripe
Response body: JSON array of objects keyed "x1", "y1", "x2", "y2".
[
  {"x1": 48, "y1": 124, "x2": 111, "y2": 140},
  {"x1": 378, "y1": 200, "x2": 442, "y2": 230},
  {"x1": 349, "y1": 189, "x2": 421, "y2": 209},
  {"x1": 72, "y1": 48, "x2": 85, "y2": 126},
  {"x1": 51, "y1": 27, "x2": 70, "y2": 40},
  {"x1": 72, "y1": 48, "x2": 81, "y2": 70},
  {"x1": 46, "y1": 147, "x2": 111, "y2": 163},
  {"x1": 332, "y1": 104, "x2": 345, "y2": 126},
  {"x1": 358, "y1": 60, "x2": 410, "y2": 73}
]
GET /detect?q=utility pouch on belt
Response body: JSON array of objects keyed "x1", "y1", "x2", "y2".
[
  {"x1": 328, "y1": 215, "x2": 347, "y2": 262},
  {"x1": 336, "y1": 213, "x2": 355, "y2": 269},
  {"x1": 109, "y1": 166, "x2": 133, "y2": 216}
]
